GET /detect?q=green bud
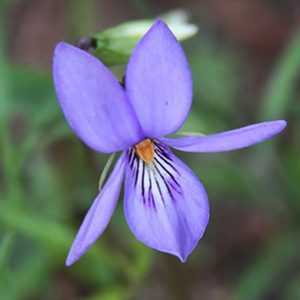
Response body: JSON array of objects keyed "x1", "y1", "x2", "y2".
[{"x1": 91, "y1": 9, "x2": 198, "y2": 66}]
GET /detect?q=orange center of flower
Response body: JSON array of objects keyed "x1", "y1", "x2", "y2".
[{"x1": 134, "y1": 139, "x2": 154, "y2": 163}]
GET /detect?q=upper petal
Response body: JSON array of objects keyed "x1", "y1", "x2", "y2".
[
  {"x1": 161, "y1": 120, "x2": 287, "y2": 152},
  {"x1": 66, "y1": 153, "x2": 126, "y2": 266},
  {"x1": 124, "y1": 142, "x2": 209, "y2": 261},
  {"x1": 53, "y1": 42, "x2": 143, "y2": 153},
  {"x1": 125, "y1": 20, "x2": 193, "y2": 138}
]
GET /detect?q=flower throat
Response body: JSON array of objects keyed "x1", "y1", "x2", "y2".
[{"x1": 134, "y1": 139, "x2": 154, "y2": 163}]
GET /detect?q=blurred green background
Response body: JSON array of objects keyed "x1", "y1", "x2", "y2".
[{"x1": 0, "y1": 0, "x2": 299, "y2": 299}]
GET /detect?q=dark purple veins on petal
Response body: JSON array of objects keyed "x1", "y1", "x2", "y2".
[
  {"x1": 141, "y1": 161, "x2": 146, "y2": 203},
  {"x1": 147, "y1": 168, "x2": 156, "y2": 209},
  {"x1": 126, "y1": 141, "x2": 183, "y2": 209},
  {"x1": 153, "y1": 171, "x2": 165, "y2": 206}
]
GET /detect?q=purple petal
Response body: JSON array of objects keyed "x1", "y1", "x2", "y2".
[
  {"x1": 124, "y1": 142, "x2": 209, "y2": 261},
  {"x1": 125, "y1": 20, "x2": 193, "y2": 138},
  {"x1": 53, "y1": 42, "x2": 143, "y2": 153},
  {"x1": 66, "y1": 153, "x2": 126, "y2": 266},
  {"x1": 161, "y1": 120, "x2": 287, "y2": 152}
]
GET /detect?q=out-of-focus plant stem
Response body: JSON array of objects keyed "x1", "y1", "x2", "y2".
[
  {"x1": 0, "y1": 232, "x2": 14, "y2": 283},
  {"x1": 0, "y1": 5, "x2": 22, "y2": 206},
  {"x1": 256, "y1": 29, "x2": 300, "y2": 216},
  {"x1": 260, "y1": 29, "x2": 300, "y2": 120}
]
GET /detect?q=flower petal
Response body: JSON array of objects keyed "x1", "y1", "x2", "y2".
[
  {"x1": 161, "y1": 120, "x2": 287, "y2": 152},
  {"x1": 66, "y1": 154, "x2": 126, "y2": 266},
  {"x1": 125, "y1": 20, "x2": 193, "y2": 138},
  {"x1": 53, "y1": 42, "x2": 143, "y2": 153},
  {"x1": 124, "y1": 142, "x2": 209, "y2": 261}
]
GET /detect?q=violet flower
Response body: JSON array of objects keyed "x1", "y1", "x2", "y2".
[{"x1": 53, "y1": 20, "x2": 286, "y2": 266}]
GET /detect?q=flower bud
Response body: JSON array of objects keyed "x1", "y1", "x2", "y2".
[{"x1": 91, "y1": 9, "x2": 198, "y2": 66}]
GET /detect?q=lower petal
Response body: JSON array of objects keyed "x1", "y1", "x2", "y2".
[
  {"x1": 66, "y1": 153, "x2": 126, "y2": 266},
  {"x1": 124, "y1": 142, "x2": 209, "y2": 261},
  {"x1": 161, "y1": 120, "x2": 287, "y2": 152}
]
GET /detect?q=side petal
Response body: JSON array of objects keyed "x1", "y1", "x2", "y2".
[
  {"x1": 124, "y1": 142, "x2": 209, "y2": 261},
  {"x1": 53, "y1": 42, "x2": 143, "y2": 153},
  {"x1": 66, "y1": 153, "x2": 126, "y2": 266},
  {"x1": 161, "y1": 120, "x2": 287, "y2": 152},
  {"x1": 125, "y1": 20, "x2": 193, "y2": 138}
]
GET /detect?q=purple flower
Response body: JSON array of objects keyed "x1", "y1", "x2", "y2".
[{"x1": 53, "y1": 20, "x2": 286, "y2": 266}]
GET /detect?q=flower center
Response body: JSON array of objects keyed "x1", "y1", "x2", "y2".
[{"x1": 134, "y1": 139, "x2": 154, "y2": 164}]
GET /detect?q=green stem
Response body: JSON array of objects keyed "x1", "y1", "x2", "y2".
[{"x1": 98, "y1": 153, "x2": 116, "y2": 191}]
